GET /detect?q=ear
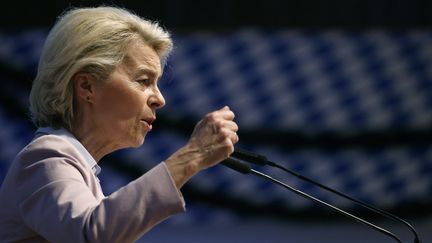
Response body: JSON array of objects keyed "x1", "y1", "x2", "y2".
[{"x1": 73, "y1": 72, "x2": 96, "y2": 103}]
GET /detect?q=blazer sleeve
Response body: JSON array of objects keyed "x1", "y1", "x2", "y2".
[{"x1": 17, "y1": 137, "x2": 185, "y2": 243}]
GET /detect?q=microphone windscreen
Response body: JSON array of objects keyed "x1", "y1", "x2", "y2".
[
  {"x1": 232, "y1": 149, "x2": 268, "y2": 165},
  {"x1": 221, "y1": 158, "x2": 251, "y2": 174}
]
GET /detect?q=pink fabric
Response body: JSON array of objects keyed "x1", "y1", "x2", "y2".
[{"x1": 0, "y1": 134, "x2": 185, "y2": 243}]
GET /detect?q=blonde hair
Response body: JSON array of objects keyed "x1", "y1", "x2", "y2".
[{"x1": 30, "y1": 6, "x2": 173, "y2": 130}]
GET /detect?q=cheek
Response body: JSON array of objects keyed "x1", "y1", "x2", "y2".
[
  {"x1": 111, "y1": 108, "x2": 144, "y2": 147},
  {"x1": 107, "y1": 92, "x2": 145, "y2": 120}
]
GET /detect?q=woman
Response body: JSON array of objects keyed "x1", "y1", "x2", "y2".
[{"x1": 0, "y1": 6, "x2": 238, "y2": 243}]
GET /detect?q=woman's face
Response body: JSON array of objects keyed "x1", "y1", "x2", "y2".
[{"x1": 91, "y1": 40, "x2": 165, "y2": 149}]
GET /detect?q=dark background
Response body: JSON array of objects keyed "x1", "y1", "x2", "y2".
[{"x1": 1, "y1": 0, "x2": 432, "y2": 30}]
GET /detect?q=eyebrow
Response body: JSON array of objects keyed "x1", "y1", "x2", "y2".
[
  {"x1": 122, "y1": 52, "x2": 162, "y2": 80},
  {"x1": 134, "y1": 67, "x2": 161, "y2": 80}
]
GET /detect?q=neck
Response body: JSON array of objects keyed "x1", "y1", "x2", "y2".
[{"x1": 71, "y1": 124, "x2": 120, "y2": 162}]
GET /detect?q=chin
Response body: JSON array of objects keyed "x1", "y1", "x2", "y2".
[
  {"x1": 125, "y1": 126, "x2": 147, "y2": 148},
  {"x1": 130, "y1": 135, "x2": 146, "y2": 148}
]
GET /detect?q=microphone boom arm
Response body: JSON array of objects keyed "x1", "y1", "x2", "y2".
[
  {"x1": 222, "y1": 158, "x2": 405, "y2": 243},
  {"x1": 230, "y1": 149, "x2": 421, "y2": 243},
  {"x1": 251, "y1": 167, "x2": 403, "y2": 243}
]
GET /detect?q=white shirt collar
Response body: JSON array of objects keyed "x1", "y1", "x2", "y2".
[{"x1": 36, "y1": 127, "x2": 101, "y2": 176}]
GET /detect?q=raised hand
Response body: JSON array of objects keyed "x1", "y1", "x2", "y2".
[{"x1": 164, "y1": 106, "x2": 239, "y2": 188}]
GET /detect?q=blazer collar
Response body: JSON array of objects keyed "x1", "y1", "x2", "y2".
[{"x1": 36, "y1": 127, "x2": 101, "y2": 176}]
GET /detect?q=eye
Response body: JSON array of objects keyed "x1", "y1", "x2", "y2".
[{"x1": 136, "y1": 79, "x2": 151, "y2": 86}]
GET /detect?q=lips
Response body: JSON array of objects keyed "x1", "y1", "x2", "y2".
[{"x1": 141, "y1": 117, "x2": 155, "y2": 131}]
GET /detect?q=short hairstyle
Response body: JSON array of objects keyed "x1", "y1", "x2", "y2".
[{"x1": 29, "y1": 6, "x2": 173, "y2": 130}]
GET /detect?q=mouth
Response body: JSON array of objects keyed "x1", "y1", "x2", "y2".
[{"x1": 140, "y1": 117, "x2": 155, "y2": 131}]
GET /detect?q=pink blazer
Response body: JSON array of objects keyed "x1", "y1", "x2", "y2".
[{"x1": 0, "y1": 133, "x2": 185, "y2": 242}]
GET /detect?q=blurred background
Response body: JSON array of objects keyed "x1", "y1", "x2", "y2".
[{"x1": 1, "y1": 0, "x2": 431, "y2": 242}]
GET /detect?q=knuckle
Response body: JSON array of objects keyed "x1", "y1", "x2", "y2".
[
  {"x1": 223, "y1": 142, "x2": 235, "y2": 155},
  {"x1": 219, "y1": 129, "x2": 230, "y2": 138},
  {"x1": 214, "y1": 120, "x2": 224, "y2": 128},
  {"x1": 227, "y1": 144, "x2": 234, "y2": 154},
  {"x1": 205, "y1": 112, "x2": 217, "y2": 121},
  {"x1": 224, "y1": 137, "x2": 233, "y2": 147},
  {"x1": 234, "y1": 122, "x2": 239, "y2": 130},
  {"x1": 232, "y1": 123, "x2": 239, "y2": 132},
  {"x1": 233, "y1": 134, "x2": 239, "y2": 143},
  {"x1": 229, "y1": 111, "x2": 235, "y2": 119}
]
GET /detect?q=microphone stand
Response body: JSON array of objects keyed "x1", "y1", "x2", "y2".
[
  {"x1": 221, "y1": 158, "x2": 417, "y2": 243},
  {"x1": 230, "y1": 149, "x2": 421, "y2": 243}
]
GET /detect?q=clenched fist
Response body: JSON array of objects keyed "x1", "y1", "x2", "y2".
[{"x1": 164, "y1": 106, "x2": 239, "y2": 188}]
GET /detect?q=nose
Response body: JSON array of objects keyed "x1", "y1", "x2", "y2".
[{"x1": 148, "y1": 86, "x2": 166, "y2": 109}]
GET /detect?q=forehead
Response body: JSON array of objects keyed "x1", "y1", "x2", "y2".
[{"x1": 121, "y1": 40, "x2": 162, "y2": 77}]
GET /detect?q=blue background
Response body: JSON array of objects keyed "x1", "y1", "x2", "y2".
[{"x1": 0, "y1": 1, "x2": 431, "y2": 242}]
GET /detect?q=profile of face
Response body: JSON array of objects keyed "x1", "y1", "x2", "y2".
[{"x1": 78, "y1": 39, "x2": 166, "y2": 150}]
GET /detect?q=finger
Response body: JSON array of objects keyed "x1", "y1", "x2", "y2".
[
  {"x1": 210, "y1": 120, "x2": 238, "y2": 137},
  {"x1": 231, "y1": 131, "x2": 239, "y2": 144},
  {"x1": 204, "y1": 109, "x2": 234, "y2": 123},
  {"x1": 222, "y1": 120, "x2": 238, "y2": 132},
  {"x1": 216, "y1": 108, "x2": 235, "y2": 120},
  {"x1": 219, "y1": 105, "x2": 230, "y2": 111},
  {"x1": 219, "y1": 127, "x2": 239, "y2": 144}
]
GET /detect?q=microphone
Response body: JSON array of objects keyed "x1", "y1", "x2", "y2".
[
  {"x1": 230, "y1": 149, "x2": 421, "y2": 243},
  {"x1": 221, "y1": 151, "x2": 421, "y2": 243},
  {"x1": 221, "y1": 157, "x2": 251, "y2": 174},
  {"x1": 231, "y1": 149, "x2": 267, "y2": 166}
]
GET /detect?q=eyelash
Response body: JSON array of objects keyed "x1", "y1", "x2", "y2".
[{"x1": 136, "y1": 79, "x2": 151, "y2": 86}]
